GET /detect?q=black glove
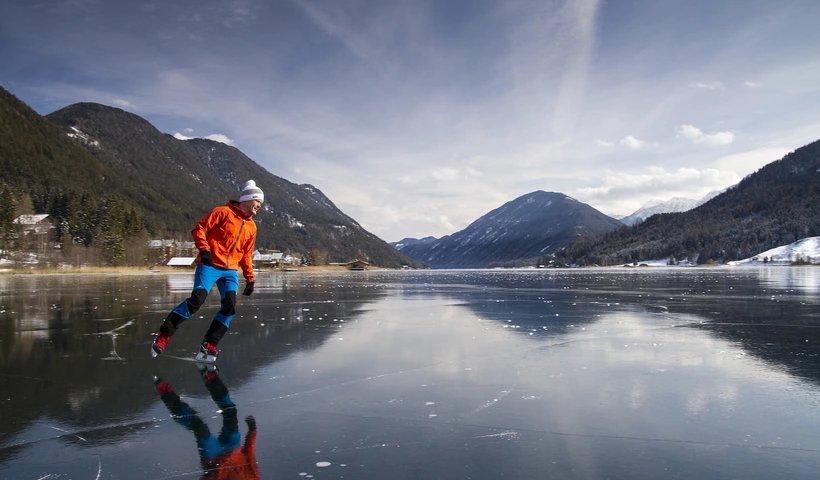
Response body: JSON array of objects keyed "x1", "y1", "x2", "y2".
[
  {"x1": 243, "y1": 281, "x2": 255, "y2": 296},
  {"x1": 199, "y1": 250, "x2": 213, "y2": 266},
  {"x1": 246, "y1": 415, "x2": 256, "y2": 431}
]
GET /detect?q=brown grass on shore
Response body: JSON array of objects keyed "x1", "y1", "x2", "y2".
[
  {"x1": 0, "y1": 265, "x2": 389, "y2": 275},
  {"x1": 0, "y1": 266, "x2": 156, "y2": 275}
]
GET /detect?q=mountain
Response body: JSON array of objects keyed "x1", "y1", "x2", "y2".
[
  {"x1": 45, "y1": 102, "x2": 239, "y2": 234},
  {"x1": 619, "y1": 191, "x2": 723, "y2": 226},
  {"x1": 0, "y1": 88, "x2": 116, "y2": 200},
  {"x1": 392, "y1": 191, "x2": 624, "y2": 268},
  {"x1": 619, "y1": 197, "x2": 696, "y2": 226},
  {"x1": 389, "y1": 236, "x2": 439, "y2": 250},
  {"x1": 0, "y1": 86, "x2": 419, "y2": 267},
  {"x1": 694, "y1": 190, "x2": 723, "y2": 207},
  {"x1": 556, "y1": 139, "x2": 820, "y2": 266}
]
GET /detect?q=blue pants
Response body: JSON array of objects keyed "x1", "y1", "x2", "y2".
[
  {"x1": 173, "y1": 265, "x2": 240, "y2": 327},
  {"x1": 160, "y1": 266, "x2": 239, "y2": 343}
]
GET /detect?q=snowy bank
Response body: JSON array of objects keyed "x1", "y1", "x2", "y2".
[{"x1": 729, "y1": 237, "x2": 820, "y2": 266}]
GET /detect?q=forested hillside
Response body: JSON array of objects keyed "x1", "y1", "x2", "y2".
[
  {"x1": 0, "y1": 88, "x2": 146, "y2": 263},
  {"x1": 0, "y1": 86, "x2": 419, "y2": 268},
  {"x1": 555, "y1": 139, "x2": 820, "y2": 266}
]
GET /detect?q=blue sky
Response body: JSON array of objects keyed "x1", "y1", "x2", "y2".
[{"x1": 2, "y1": 0, "x2": 819, "y2": 242}]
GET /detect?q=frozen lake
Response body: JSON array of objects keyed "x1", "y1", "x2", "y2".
[{"x1": 1, "y1": 268, "x2": 819, "y2": 479}]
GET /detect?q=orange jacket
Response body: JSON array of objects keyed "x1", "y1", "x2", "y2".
[
  {"x1": 193, "y1": 201, "x2": 257, "y2": 282},
  {"x1": 201, "y1": 430, "x2": 259, "y2": 480}
]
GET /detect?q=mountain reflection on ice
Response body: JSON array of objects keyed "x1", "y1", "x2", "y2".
[{"x1": 0, "y1": 268, "x2": 818, "y2": 479}]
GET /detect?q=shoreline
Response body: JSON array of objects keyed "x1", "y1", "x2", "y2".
[
  {"x1": 1, "y1": 263, "x2": 816, "y2": 275},
  {"x1": 0, "y1": 265, "x2": 392, "y2": 275}
]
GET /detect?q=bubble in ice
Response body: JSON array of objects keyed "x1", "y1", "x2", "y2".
[{"x1": 316, "y1": 462, "x2": 331, "y2": 468}]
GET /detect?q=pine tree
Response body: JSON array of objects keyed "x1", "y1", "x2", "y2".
[
  {"x1": 69, "y1": 193, "x2": 96, "y2": 246},
  {"x1": 0, "y1": 184, "x2": 16, "y2": 254},
  {"x1": 98, "y1": 196, "x2": 126, "y2": 265}
]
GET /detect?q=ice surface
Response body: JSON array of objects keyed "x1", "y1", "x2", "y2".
[{"x1": 0, "y1": 269, "x2": 819, "y2": 479}]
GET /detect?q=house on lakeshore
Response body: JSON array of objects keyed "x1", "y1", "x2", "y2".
[
  {"x1": 147, "y1": 239, "x2": 175, "y2": 258},
  {"x1": 253, "y1": 250, "x2": 284, "y2": 268},
  {"x1": 147, "y1": 239, "x2": 198, "y2": 267},
  {"x1": 347, "y1": 259, "x2": 369, "y2": 271},
  {"x1": 12, "y1": 214, "x2": 55, "y2": 253},
  {"x1": 147, "y1": 240, "x2": 197, "y2": 257},
  {"x1": 13, "y1": 214, "x2": 53, "y2": 235}
]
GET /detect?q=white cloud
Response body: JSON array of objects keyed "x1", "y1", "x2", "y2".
[
  {"x1": 744, "y1": 80, "x2": 762, "y2": 88},
  {"x1": 184, "y1": 127, "x2": 194, "y2": 133},
  {"x1": 595, "y1": 139, "x2": 614, "y2": 147},
  {"x1": 677, "y1": 124, "x2": 735, "y2": 146},
  {"x1": 172, "y1": 132, "x2": 235, "y2": 146},
  {"x1": 714, "y1": 146, "x2": 793, "y2": 174},
  {"x1": 619, "y1": 135, "x2": 651, "y2": 150},
  {"x1": 577, "y1": 185, "x2": 611, "y2": 196},
  {"x1": 431, "y1": 168, "x2": 460, "y2": 181},
  {"x1": 575, "y1": 166, "x2": 741, "y2": 216},
  {"x1": 689, "y1": 81, "x2": 724, "y2": 90},
  {"x1": 204, "y1": 133, "x2": 235, "y2": 146},
  {"x1": 466, "y1": 167, "x2": 484, "y2": 177},
  {"x1": 111, "y1": 98, "x2": 136, "y2": 108},
  {"x1": 438, "y1": 215, "x2": 456, "y2": 232}
]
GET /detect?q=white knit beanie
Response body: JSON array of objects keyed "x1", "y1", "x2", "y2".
[{"x1": 239, "y1": 180, "x2": 264, "y2": 203}]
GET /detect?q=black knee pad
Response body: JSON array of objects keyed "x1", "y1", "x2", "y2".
[
  {"x1": 218, "y1": 291, "x2": 237, "y2": 317},
  {"x1": 187, "y1": 289, "x2": 208, "y2": 313}
]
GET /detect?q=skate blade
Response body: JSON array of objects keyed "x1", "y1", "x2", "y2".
[
  {"x1": 195, "y1": 362, "x2": 218, "y2": 373},
  {"x1": 194, "y1": 352, "x2": 217, "y2": 363}
]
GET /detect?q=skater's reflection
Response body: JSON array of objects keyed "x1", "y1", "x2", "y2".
[{"x1": 153, "y1": 366, "x2": 260, "y2": 479}]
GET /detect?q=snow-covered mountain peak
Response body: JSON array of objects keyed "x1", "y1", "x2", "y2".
[{"x1": 619, "y1": 190, "x2": 726, "y2": 227}]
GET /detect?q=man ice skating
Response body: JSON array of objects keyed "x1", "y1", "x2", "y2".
[{"x1": 151, "y1": 180, "x2": 263, "y2": 362}]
